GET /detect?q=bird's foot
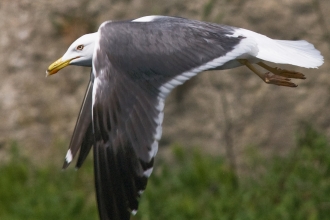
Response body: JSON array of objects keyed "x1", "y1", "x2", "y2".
[
  {"x1": 257, "y1": 62, "x2": 306, "y2": 79},
  {"x1": 264, "y1": 72, "x2": 297, "y2": 87},
  {"x1": 238, "y1": 59, "x2": 305, "y2": 88}
]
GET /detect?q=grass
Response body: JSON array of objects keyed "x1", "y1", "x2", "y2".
[
  {"x1": 0, "y1": 142, "x2": 97, "y2": 220},
  {"x1": 0, "y1": 123, "x2": 329, "y2": 219}
]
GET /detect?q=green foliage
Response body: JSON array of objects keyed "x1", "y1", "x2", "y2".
[
  {"x1": 0, "y1": 142, "x2": 97, "y2": 220},
  {"x1": 203, "y1": 0, "x2": 216, "y2": 18},
  {"x1": 136, "y1": 146, "x2": 239, "y2": 220},
  {"x1": 0, "y1": 124, "x2": 329, "y2": 219},
  {"x1": 136, "y1": 124, "x2": 330, "y2": 220}
]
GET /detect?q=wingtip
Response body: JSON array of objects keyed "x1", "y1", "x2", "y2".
[
  {"x1": 62, "y1": 160, "x2": 71, "y2": 169},
  {"x1": 62, "y1": 149, "x2": 73, "y2": 169},
  {"x1": 131, "y1": 209, "x2": 138, "y2": 215}
]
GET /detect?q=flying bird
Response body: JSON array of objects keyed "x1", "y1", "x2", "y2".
[{"x1": 46, "y1": 16, "x2": 323, "y2": 220}]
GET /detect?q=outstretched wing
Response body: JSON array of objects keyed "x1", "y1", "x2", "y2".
[
  {"x1": 62, "y1": 71, "x2": 94, "y2": 169},
  {"x1": 92, "y1": 16, "x2": 251, "y2": 220}
]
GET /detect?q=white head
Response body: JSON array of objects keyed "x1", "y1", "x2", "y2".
[{"x1": 46, "y1": 32, "x2": 97, "y2": 76}]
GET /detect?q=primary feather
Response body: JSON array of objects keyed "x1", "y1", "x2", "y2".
[{"x1": 45, "y1": 15, "x2": 323, "y2": 220}]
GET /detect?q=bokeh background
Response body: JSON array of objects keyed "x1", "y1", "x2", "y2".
[{"x1": 0, "y1": 0, "x2": 330, "y2": 219}]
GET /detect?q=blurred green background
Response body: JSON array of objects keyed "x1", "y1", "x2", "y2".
[
  {"x1": 1, "y1": 0, "x2": 330, "y2": 219},
  {"x1": 0, "y1": 124, "x2": 329, "y2": 219}
]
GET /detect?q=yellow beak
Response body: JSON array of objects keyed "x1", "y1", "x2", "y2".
[{"x1": 46, "y1": 57, "x2": 76, "y2": 77}]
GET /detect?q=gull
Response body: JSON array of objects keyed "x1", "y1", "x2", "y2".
[{"x1": 46, "y1": 16, "x2": 323, "y2": 220}]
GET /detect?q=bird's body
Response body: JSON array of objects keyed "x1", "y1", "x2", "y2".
[{"x1": 46, "y1": 16, "x2": 323, "y2": 220}]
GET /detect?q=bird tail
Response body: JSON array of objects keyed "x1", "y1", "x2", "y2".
[
  {"x1": 268, "y1": 39, "x2": 324, "y2": 68},
  {"x1": 236, "y1": 28, "x2": 324, "y2": 68}
]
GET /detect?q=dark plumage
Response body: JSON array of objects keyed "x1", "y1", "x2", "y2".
[{"x1": 46, "y1": 16, "x2": 323, "y2": 220}]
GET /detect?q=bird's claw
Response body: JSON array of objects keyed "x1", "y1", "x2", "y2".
[
  {"x1": 264, "y1": 73, "x2": 298, "y2": 87},
  {"x1": 257, "y1": 62, "x2": 306, "y2": 80},
  {"x1": 268, "y1": 67, "x2": 306, "y2": 79},
  {"x1": 239, "y1": 60, "x2": 305, "y2": 88}
]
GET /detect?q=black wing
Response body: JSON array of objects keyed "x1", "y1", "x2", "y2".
[
  {"x1": 92, "y1": 16, "x2": 246, "y2": 220},
  {"x1": 62, "y1": 71, "x2": 94, "y2": 169}
]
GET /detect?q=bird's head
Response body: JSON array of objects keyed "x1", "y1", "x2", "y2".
[{"x1": 46, "y1": 32, "x2": 97, "y2": 76}]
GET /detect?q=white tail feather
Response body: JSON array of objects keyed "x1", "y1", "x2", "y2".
[{"x1": 235, "y1": 29, "x2": 324, "y2": 68}]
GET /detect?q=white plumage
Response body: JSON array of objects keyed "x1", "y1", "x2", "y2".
[
  {"x1": 46, "y1": 15, "x2": 324, "y2": 220},
  {"x1": 232, "y1": 28, "x2": 323, "y2": 68}
]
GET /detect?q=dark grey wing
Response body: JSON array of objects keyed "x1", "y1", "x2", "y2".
[
  {"x1": 62, "y1": 71, "x2": 94, "y2": 169},
  {"x1": 92, "y1": 69, "x2": 159, "y2": 220},
  {"x1": 92, "y1": 17, "x2": 248, "y2": 220},
  {"x1": 75, "y1": 121, "x2": 94, "y2": 168}
]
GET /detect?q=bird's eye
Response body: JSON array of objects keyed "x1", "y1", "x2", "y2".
[{"x1": 76, "y1": 45, "x2": 84, "y2": 50}]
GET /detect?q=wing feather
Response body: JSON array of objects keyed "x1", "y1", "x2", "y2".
[
  {"x1": 91, "y1": 17, "x2": 247, "y2": 220},
  {"x1": 62, "y1": 16, "x2": 324, "y2": 220},
  {"x1": 62, "y1": 72, "x2": 94, "y2": 169}
]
